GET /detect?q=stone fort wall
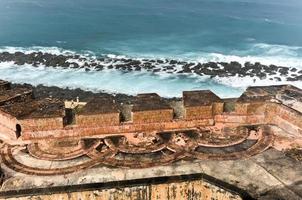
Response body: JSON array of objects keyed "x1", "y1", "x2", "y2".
[{"x1": 0, "y1": 79, "x2": 301, "y2": 146}]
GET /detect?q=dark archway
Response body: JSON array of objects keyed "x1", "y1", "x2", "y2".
[{"x1": 16, "y1": 124, "x2": 22, "y2": 139}]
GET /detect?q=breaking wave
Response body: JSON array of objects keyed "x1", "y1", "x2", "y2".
[
  {"x1": 0, "y1": 44, "x2": 301, "y2": 97},
  {"x1": 1, "y1": 43, "x2": 302, "y2": 68},
  {"x1": 0, "y1": 62, "x2": 243, "y2": 98}
]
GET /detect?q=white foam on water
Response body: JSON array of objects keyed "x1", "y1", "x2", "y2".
[
  {"x1": 119, "y1": 43, "x2": 302, "y2": 69},
  {"x1": 214, "y1": 74, "x2": 302, "y2": 89},
  {"x1": 195, "y1": 52, "x2": 302, "y2": 69},
  {"x1": 1, "y1": 43, "x2": 302, "y2": 68},
  {"x1": 0, "y1": 45, "x2": 301, "y2": 97},
  {"x1": 0, "y1": 46, "x2": 76, "y2": 55},
  {"x1": 0, "y1": 62, "x2": 243, "y2": 98}
]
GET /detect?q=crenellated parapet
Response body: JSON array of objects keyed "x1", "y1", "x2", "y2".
[
  {"x1": 0, "y1": 79, "x2": 301, "y2": 147},
  {"x1": 0, "y1": 80, "x2": 301, "y2": 200}
]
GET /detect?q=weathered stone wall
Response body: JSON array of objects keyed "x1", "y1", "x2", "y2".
[
  {"x1": 213, "y1": 102, "x2": 224, "y2": 115},
  {"x1": 22, "y1": 119, "x2": 214, "y2": 140},
  {"x1": 235, "y1": 102, "x2": 266, "y2": 115},
  {"x1": 234, "y1": 103, "x2": 248, "y2": 115},
  {"x1": 214, "y1": 114, "x2": 265, "y2": 125},
  {"x1": 266, "y1": 103, "x2": 302, "y2": 128},
  {"x1": 132, "y1": 109, "x2": 173, "y2": 123},
  {"x1": 19, "y1": 117, "x2": 64, "y2": 132},
  {"x1": 184, "y1": 105, "x2": 213, "y2": 120},
  {"x1": 266, "y1": 103, "x2": 302, "y2": 137},
  {"x1": 1, "y1": 83, "x2": 301, "y2": 143},
  {"x1": 0, "y1": 110, "x2": 18, "y2": 141},
  {"x1": 4, "y1": 179, "x2": 242, "y2": 200},
  {"x1": 76, "y1": 113, "x2": 120, "y2": 128}
]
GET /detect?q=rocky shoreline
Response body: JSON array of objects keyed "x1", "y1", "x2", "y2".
[
  {"x1": 12, "y1": 83, "x2": 181, "y2": 106},
  {"x1": 12, "y1": 83, "x2": 136, "y2": 103},
  {"x1": 1, "y1": 51, "x2": 302, "y2": 82}
]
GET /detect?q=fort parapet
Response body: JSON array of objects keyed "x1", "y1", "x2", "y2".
[
  {"x1": 0, "y1": 79, "x2": 301, "y2": 200},
  {"x1": 0, "y1": 80, "x2": 301, "y2": 147}
]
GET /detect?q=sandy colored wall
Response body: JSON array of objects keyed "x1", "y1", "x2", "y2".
[
  {"x1": 3, "y1": 179, "x2": 242, "y2": 200},
  {"x1": 213, "y1": 102, "x2": 224, "y2": 115},
  {"x1": 265, "y1": 103, "x2": 302, "y2": 137},
  {"x1": 0, "y1": 110, "x2": 18, "y2": 141},
  {"x1": 184, "y1": 105, "x2": 213, "y2": 120},
  {"x1": 22, "y1": 119, "x2": 214, "y2": 140},
  {"x1": 132, "y1": 109, "x2": 173, "y2": 123},
  {"x1": 235, "y1": 102, "x2": 267, "y2": 115},
  {"x1": 266, "y1": 103, "x2": 302, "y2": 129},
  {"x1": 19, "y1": 117, "x2": 64, "y2": 132},
  {"x1": 76, "y1": 113, "x2": 120, "y2": 127}
]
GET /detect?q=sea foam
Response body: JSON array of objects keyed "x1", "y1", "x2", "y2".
[
  {"x1": 0, "y1": 62, "x2": 243, "y2": 98},
  {"x1": 0, "y1": 45, "x2": 301, "y2": 97}
]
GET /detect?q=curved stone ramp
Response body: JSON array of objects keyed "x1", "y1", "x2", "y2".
[
  {"x1": 104, "y1": 135, "x2": 167, "y2": 154},
  {"x1": 87, "y1": 141, "x2": 186, "y2": 168},
  {"x1": 98, "y1": 149, "x2": 186, "y2": 168},
  {"x1": 0, "y1": 125, "x2": 274, "y2": 175},
  {"x1": 27, "y1": 139, "x2": 102, "y2": 161},
  {"x1": 196, "y1": 126, "x2": 251, "y2": 147},
  {"x1": 164, "y1": 126, "x2": 252, "y2": 153},
  {"x1": 1, "y1": 144, "x2": 114, "y2": 176},
  {"x1": 191, "y1": 126, "x2": 273, "y2": 160}
]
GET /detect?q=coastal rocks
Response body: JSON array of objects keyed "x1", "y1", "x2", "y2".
[{"x1": 0, "y1": 51, "x2": 301, "y2": 83}]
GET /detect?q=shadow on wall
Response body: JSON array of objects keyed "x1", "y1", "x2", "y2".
[{"x1": 15, "y1": 124, "x2": 21, "y2": 139}]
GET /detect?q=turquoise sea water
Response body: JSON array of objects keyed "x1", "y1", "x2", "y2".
[{"x1": 0, "y1": 0, "x2": 302, "y2": 97}]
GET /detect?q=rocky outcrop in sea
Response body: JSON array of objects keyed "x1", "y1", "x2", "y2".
[{"x1": 0, "y1": 51, "x2": 301, "y2": 82}]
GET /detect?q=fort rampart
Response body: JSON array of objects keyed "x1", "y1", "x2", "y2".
[{"x1": 0, "y1": 79, "x2": 301, "y2": 148}]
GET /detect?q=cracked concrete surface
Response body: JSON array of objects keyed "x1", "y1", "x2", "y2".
[{"x1": 1, "y1": 148, "x2": 301, "y2": 199}]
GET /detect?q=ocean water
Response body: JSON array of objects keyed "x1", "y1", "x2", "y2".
[{"x1": 0, "y1": 0, "x2": 302, "y2": 97}]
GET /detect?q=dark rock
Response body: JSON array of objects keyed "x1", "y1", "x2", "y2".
[
  {"x1": 169, "y1": 60, "x2": 177, "y2": 65},
  {"x1": 274, "y1": 77, "x2": 282, "y2": 81},
  {"x1": 278, "y1": 67, "x2": 289, "y2": 76},
  {"x1": 290, "y1": 68, "x2": 297, "y2": 72}
]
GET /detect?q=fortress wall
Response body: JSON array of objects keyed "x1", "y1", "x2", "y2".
[
  {"x1": 0, "y1": 110, "x2": 17, "y2": 132},
  {"x1": 132, "y1": 109, "x2": 173, "y2": 123},
  {"x1": 246, "y1": 102, "x2": 267, "y2": 115},
  {"x1": 184, "y1": 105, "x2": 213, "y2": 120},
  {"x1": 19, "y1": 117, "x2": 64, "y2": 132},
  {"x1": 235, "y1": 102, "x2": 267, "y2": 116},
  {"x1": 265, "y1": 103, "x2": 302, "y2": 137},
  {"x1": 0, "y1": 110, "x2": 18, "y2": 141},
  {"x1": 267, "y1": 103, "x2": 302, "y2": 129},
  {"x1": 4, "y1": 179, "x2": 242, "y2": 200},
  {"x1": 214, "y1": 114, "x2": 265, "y2": 125},
  {"x1": 22, "y1": 119, "x2": 214, "y2": 140},
  {"x1": 213, "y1": 102, "x2": 224, "y2": 115},
  {"x1": 234, "y1": 103, "x2": 248, "y2": 115},
  {"x1": 215, "y1": 101, "x2": 266, "y2": 125},
  {"x1": 76, "y1": 113, "x2": 120, "y2": 128}
]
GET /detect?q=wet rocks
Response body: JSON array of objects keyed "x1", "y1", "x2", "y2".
[{"x1": 0, "y1": 51, "x2": 301, "y2": 83}]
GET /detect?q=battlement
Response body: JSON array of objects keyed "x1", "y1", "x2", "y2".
[
  {"x1": 0, "y1": 80, "x2": 301, "y2": 145},
  {"x1": 0, "y1": 80, "x2": 301, "y2": 200}
]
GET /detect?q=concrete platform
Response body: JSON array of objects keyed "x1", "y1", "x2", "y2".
[{"x1": 0, "y1": 148, "x2": 301, "y2": 200}]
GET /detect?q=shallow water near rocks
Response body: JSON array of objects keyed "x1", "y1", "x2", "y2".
[{"x1": 0, "y1": 63, "x2": 243, "y2": 98}]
